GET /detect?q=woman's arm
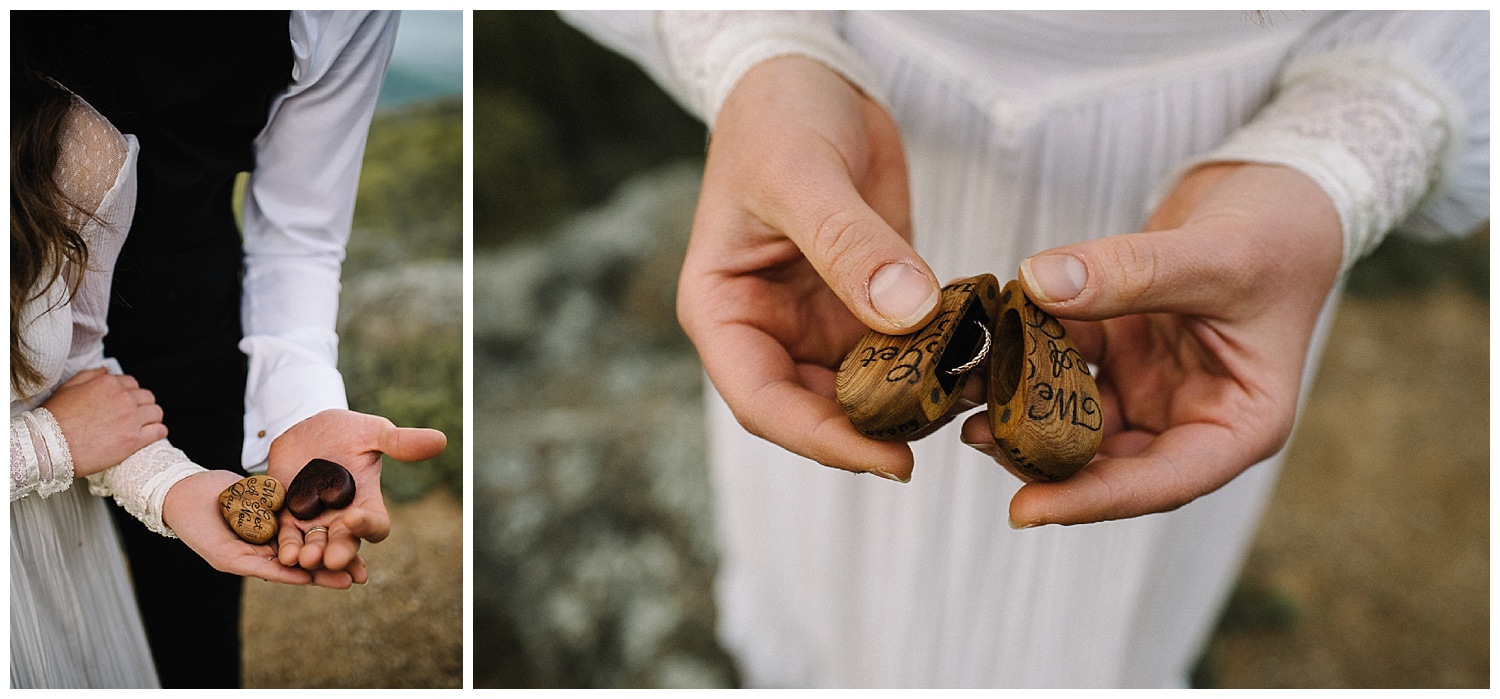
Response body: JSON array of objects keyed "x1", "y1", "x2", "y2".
[
  {"x1": 11, "y1": 104, "x2": 161, "y2": 501},
  {"x1": 972, "y1": 11, "x2": 1488, "y2": 524}
]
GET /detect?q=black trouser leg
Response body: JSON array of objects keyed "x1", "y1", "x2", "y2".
[{"x1": 109, "y1": 503, "x2": 244, "y2": 688}]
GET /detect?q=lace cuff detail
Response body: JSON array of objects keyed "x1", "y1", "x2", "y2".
[
  {"x1": 10, "y1": 408, "x2": 74, "y2": 501},
  {"x1": 86, "y1": 439, "x2": 206, "y2": 539},
  {"x1": 1161, "y1": 47, "x2": 1457, "y2": 275},
  {"x1": 659, "y1": 11, "x2": 884, "y2": 126}
]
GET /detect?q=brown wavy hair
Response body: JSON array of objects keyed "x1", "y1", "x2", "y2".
[{"x1": 10, "y1": 58, "x2": 92, "y2": 396}]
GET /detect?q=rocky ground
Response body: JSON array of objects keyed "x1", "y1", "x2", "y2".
[
  {"x1": 472, "y1": 166, "x2": 734, "y2": 688},
  {"x1": 241, "y1": 487, "x2": 463, "y2": 688},
  {"x1": 248, "y1": 164, "x2": 1485, "y2": 688}
]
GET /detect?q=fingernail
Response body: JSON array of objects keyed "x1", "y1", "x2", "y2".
[
  {"x1": 962, "y1": 437, "x2": 999, "y2": 459},
  {"x1": 869, "y1": 262, "x2": 939, "y2": 328},
  {"x1": 1008, "y1": 517, "x2": 1041, "y2": 530},
  {"x1": 868, "y1": 467, "x2": 910, "y2": 484},
  {"x1": 1021, "y1": 254, "x2": 1087, "y2": 303}
]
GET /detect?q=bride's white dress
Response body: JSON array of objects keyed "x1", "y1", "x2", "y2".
[
  {"x1": 565, "y1": 11, "x2": 1488, "y2": 687},
  {"x1": 10, "y1": 99, "x2": 206, "y2": 689}
]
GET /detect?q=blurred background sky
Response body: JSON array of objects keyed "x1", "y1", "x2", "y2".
[{"x1": 381, "y1": 10, "x2": 463, "y2": 108}]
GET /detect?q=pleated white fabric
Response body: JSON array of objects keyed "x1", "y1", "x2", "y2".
[
  {"x1": 684, "y1": 11, "x2": 1487, "y2": 688},
  {"x1": 10, "y1": 488, "x2": 159, "y2": 688}
]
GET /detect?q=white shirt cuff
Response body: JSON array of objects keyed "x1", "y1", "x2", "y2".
[{"x1": 239, "y1": 335, "x2": 348, "y2": 471}]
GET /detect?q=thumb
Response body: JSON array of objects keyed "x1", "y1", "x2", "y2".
[
  {"x1": 1017, "y1": 228, "x2": 1243, "y2": 321},
  {"x1": 716, "y1": 53, "x2": 941, "y2": 336},
  {"x1": 778, "y1": 180, "x2": 942, "y2": 335},
  {"x1": 376, "y1": 426, "x2": 447, "y2": 463}
]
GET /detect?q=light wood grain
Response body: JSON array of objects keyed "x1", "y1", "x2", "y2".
[
  {"x1": 836, "y1": 274, "x2": 1002, "y2": 440},
  {"x1": 836, "y1": 275, "x2": 1101, "y2": 480},
  {"x1": 987, "y1": 279, "x2": 1101, "y2": 480},
  {"x1": 219, "y1": 475, "x2": 285, "y2": 544}
]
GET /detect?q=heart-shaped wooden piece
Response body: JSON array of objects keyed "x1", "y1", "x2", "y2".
[
  {"x1": 987, "y1": 279, "x2": 1102, "y2": 481},
  {"x1": 286, "y1": 458, "x2": 356, "y2": 521},
  {"x1": 836, "y1": 275, "x2": 1102, "y2": 480},
  {"x1": 219, "y1": 475, "x2": 285, "y2": 544},
  {"x1": 837, "y1": 274, "x2": 1001, "y2": 440}
]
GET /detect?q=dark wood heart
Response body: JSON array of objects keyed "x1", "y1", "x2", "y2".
[{"x1": 286, "y1": 458, "x2": 357, "y2": 520}]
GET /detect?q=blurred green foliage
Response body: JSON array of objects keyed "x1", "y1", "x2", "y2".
[
  {"x1": 1345, "y1": 224, "x2": 1488, "y2": 299},
  {"x1": 350, "y1": 97, "x2": 464, "y2": 267},
  {"x1": 339, "y1": 300, "x2": 462, "y2": 503},
  {"x1": 473, "y1": 11, "x2": 707, "y2": 248},
  {"x1": 340, "y1": 97, "x2": 464, "y2": 501}
]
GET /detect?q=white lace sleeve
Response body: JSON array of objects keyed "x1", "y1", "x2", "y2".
[
  {"x1": 1158, "y1": 11, "x2": 1488, "y2": 275},
  {"x1": 658, "y1": 11, "x2": 885, "y2": 126},
  {"x1": 57, "y1": 99, "x2": 135, "y2": 377},
  {"x1": 10, "y1": 408, "x2": 74, "y2": 501},
  {"x1": 561, "y1": 11, "x2": 884, "y2": 127},
  {"x1": 1164, "y1": 48, "x2": 1455, "y2": 275},
  {"x1": 86, "y1": 440, "x2": 206, "y2": 539}
]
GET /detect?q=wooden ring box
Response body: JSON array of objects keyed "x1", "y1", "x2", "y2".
[{"x1": 836, "y1": 274, "x2": 1102, "y2": 480}]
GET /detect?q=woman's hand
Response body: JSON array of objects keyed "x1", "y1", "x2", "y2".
[
  {"x1": 161, "y1": 469, "x2": 357, "y2": 588},
  {"x1": 267, "y1": 409, "x2": 447, "y2": 575},
  {"x1": 43, "y1": 367, "x2": 167, "y2": 477},
  {"x1": 678, "y1": 55, "x2": 942, "y2": 482},
  {"x1": 960, "y1": 163, "x2": 1344, "y2": 526}
]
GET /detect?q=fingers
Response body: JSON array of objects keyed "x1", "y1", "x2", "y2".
[
  {"x1": 957, "y1": 412, "x2": 1031, "y2": 483},
  {"x1": 135, "y1": 397, "x2": 166, "y2": 433},
  {"x1": 280, "y1": 508, "x2": 385, "y2": 573},
  {"x1": 795, "y1": 208, "x2": 941, "y2": 335},
  {"x1": 709, "y1": 55, "x2": 940, "y2": 336},
  {"x1": 697, "y1": 321, "x2": 914, "y2": 480},
  {"x1": 1018, "y1": 228, "x2": 1255, "y2": 322},
  {"x1": 235, "y1": 554, "x2": 314, "y2": 586},
  {"x1": 344, "y1": 555, "x2": 369, "y2": 585},
  {"x1": 761, "y1": 144, "x2": 940, "y2": 336},
  {"x1": 1020, "y1": 165, "x2": 1342, "y2": 325},
  {"x1": 318, "y1": 514, "x2": 372, "y2": 572},
  {"x1": 337, "y1": 506, "x2": 391, "y2": 545},
  {"x1": 58, "y1": 366, "x2": 108, "y2": 387},
  {"x1": 221, "y1": 548, "x2": 351, "y2": 589},
  {"x1": 276, "y1": 515, "x2": 304, "y2": 567},
  {"x1": 309, "y1": 567, "x2": 355, "y2": 590},
  {"x1": 377, "y1": 426, "x2": 447, "y2": 463},
  {"x1": 124, "y1": 382, "x2": 166, "y2": 444},
  {"x1": 249, "y1": 547, "x2": 360, "y2": 588},
  {"x1": 1007, "y1": 423, "x2": 1264, "y2": 526},
  {"x1": 961, "y1": 391, "x2": 1277, "y2": 526},
  {"x1": 297, "y1": 526, "x2": 331, "y2": 571},
  {"x1": 322, "y1": 527, "x2": 361, "y2": 572}
]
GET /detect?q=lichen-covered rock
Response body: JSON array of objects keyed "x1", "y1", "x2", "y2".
[{"x1": 474, "y1": 165, "x2": 739, "y2": 687}]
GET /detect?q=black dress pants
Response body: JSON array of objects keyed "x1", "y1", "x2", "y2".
[{"x1": 104, "y1": 229, "x2": 252, "y2": 688}]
